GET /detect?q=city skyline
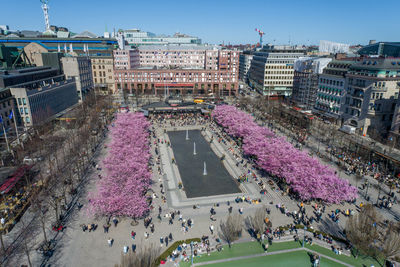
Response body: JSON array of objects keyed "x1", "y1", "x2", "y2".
[{"x1": 3, "y1": 0, "x2": 400, "y2": 45}]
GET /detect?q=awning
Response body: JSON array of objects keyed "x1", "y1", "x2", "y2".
[{"x1": 0, "y1": 165, "x2": 32, "y2": 194}]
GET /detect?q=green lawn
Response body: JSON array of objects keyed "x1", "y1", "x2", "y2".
[
  {"x1": 179, "y1": 240, "x2": 382, "y2": 267},
  {"x1": 303, "y1": 243, "x2": 382, "y2": 267},
  {"x1": 203, "y1": 250, "x2": 344, "y2": 267}
]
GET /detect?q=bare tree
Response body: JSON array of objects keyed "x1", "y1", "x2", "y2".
[
  {"x1": 115, "y1": 243, "x2": 160, "y2": 267},
  {"x1": 345, "y1": 204, "x2": 379, "y2": 258},
  {"x1": 219, "y1": 214, "x2": 243, "y2": 248},
  {"x1": 246, "y1": 206, "x2": 266, "y2": 241},
  {"x1": 380, "y1": 222, "x2": 400, "y2": 262}
]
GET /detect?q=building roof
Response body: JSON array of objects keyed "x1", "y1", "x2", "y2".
[
  {"x1": 351, "y1": 58, "x2": 400, "y2": 70},
  {"x1": 358, "y1": 42, "x2": 400, "y2": 57},
  {"x1": 138, "y1": 44, "x2": 220, "y2": 51},
  {"x1": 72, "y1": 31, "x2": 98, "y2": 38}
]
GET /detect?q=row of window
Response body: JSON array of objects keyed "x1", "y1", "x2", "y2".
[
  {"x1": 118, "y1": 83, "x2": 236, "y2": 90},
  {"x1": 371, "y1": 93, "x2": 384, "y2": 100},
  {"x1": 264, "y1": 81, "x2": 292, "y2": 85},
  {"x1": 1, "y1": 100, "x2": 11, "y2": 109},
  {"x1": 319, "y1": 78, "x2": 343, "y2": 87},
  {"x1": 265, "y1": 71, "x2": 293, "y2": 74},
  {"x1": 95, "y1": 78, "x2": 112, "y2": 83},
  {"x1": 17, "y1": 98, "x2": 27, "y2": 106},
  {"x1": 265, "y1": 76, "x2": 293, "y2": 80},
  {"x1": 266, "y1": 65, "x2": 292, "y2": 69},
  {"x1": 19, "y1": 107, "x2": 29, "y2": 115}
]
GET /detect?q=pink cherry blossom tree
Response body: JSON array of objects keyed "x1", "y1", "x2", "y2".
[
  {"x1": 213, "y1": 105, "x2": 357, "y2": 203},
  {"x1": 88, "y1": 112, "x2": 152, "y2": 217}
]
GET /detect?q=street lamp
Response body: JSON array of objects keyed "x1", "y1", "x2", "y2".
[
  {"x1": 190, "y1": 241, "x2": 194, "y2": 266},
  {"x1": 365, "y1": 181, "x2": 370, "y2": 200},
  {"x1": 302, "y1": 226, "x2": 307, "y2": 247}
]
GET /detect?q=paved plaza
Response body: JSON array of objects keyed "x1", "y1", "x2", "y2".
[{"x1": 24, "y1": 112, "x2": 399, "y2": 267}]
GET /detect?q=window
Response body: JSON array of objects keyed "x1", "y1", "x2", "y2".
[
  {"x1": 20, "y1": 108, "x2": 23, "y2": 114},
  {"x1": 22, "y1": 98, "x2": 26, "y2": 105},
  {"x1": 24, "y1": 108, "x2": 28, "y2": 114},
  {"x1": 18, "y1": 98, "x2": 21, "y2": 105},
  {"x1": 26, "y1": 117, "x2": 30, "y2": 123}
]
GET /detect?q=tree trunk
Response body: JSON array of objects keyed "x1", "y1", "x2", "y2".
[
  {"x1": 41, "y1": 218, "x2": 48, "y2": 245},
  {"x1": 24, "y1": 240, "x2": 32, "y2": 267},
  {"x1": 0, "y1": 232, "x2": 5, "y2": 254}
]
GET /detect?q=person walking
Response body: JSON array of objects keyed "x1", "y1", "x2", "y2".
[
  {"x1": 107, "y1": 237, "x2": 113, "y2": 247},
  {"x1": 210, "y1": 224, "x2": 214, "y2": 235},
  {"x1": 112, "y1": 217, "x2": 118, "y2": 227},
  {"x1": 131, "y1": 243, "x2": 136, "y2": 253},
  {"x1": 131, "y1": 230, "x2": 136, "y2": 240},
  {"x1": 160, "y1": 236, "x2": 164, "y2": 247},
  {"x1": 123, "y1": 246, "x2": 129, "y2": 254},
  {"x1": 165, "y1": 236, "x2": 169, "y2": 247}
]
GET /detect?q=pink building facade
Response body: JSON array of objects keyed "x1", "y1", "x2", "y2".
[
  {"x1": 114, "y1": 46, "x2": 239, "y2": 96},
  {"x1": 113, "y1": 49, "x2": 140, "y2": 70}
]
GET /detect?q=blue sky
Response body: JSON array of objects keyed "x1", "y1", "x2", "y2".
[{"x1": 2, "y1": 0, "x2": 399, "y2": 45}]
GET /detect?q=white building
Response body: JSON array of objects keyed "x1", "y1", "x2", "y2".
[
  {"x1": 319, "y1": 40, "x2": 350, "y2": 54},
  {"x1": 239, "y1": 52, "x2": 253, "y2": 81},
  {"x1": 248, "y1": 45, "x2": 306, "y2": 96},
  {"x1": 120, "y1": 29, "x2": 201, "y2": 47}
]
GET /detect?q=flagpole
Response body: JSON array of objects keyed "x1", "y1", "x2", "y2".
[
  {"x1": 2, "y1": 123, "x2": 10, "y2": 152},
  {"x1": 11, "y1": 109, "x2": 22, "y2": 148}
]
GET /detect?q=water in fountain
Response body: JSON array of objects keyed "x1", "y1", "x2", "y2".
[{"x1": 203, "y1": 161, "x2": 207, "y2": 176}]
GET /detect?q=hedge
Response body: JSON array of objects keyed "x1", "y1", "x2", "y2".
[{"x1": 154, "y1": 238, "x2": 201, "y2": 266}]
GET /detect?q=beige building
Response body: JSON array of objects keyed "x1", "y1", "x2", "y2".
[
  {"x1": 342, "y1": 58, "x2": 400, "y2": 138},
  {"x1": 23, "y1": 42, "x2": 48, "y2": 66},
  {"x1": 91, "y1": 57, "x2": 115, "y2": 94},
  {"x1": 61, "y1": 56, "x2": 93, "y2": 102}
]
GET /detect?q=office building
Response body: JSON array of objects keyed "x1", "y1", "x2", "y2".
[
  {"x1": 120, "y1": 29, "x2": 201, "y2": 47},
  {"x1": 0, "y1": 67, "x2": 78, "y2": 127},
  {"x1": 358, "y1": 42, "x2": 400, "y2": 57},
  {"x1": 291, "y1": 57, "x2": 331, "y2": 110},
  {"x1": 0, "y1": 36, "x2": 117, "y2": 94},
  {"x1": 314, "y1": 59, "x2": 356, "y2": 120},
  {"x1": 61, "y1": 56, "x2": 94, "y2": 101},
  {"x1": 113, "y1": 45, "x2": 239, "y2": 96},
  {"x1": 248, "y1": 45, "x2": 306, "y2": 97},
  {"x1": 341, "y1": 58, "x2": 400, "y2": 138},
  {"x1": 239, "y1": 52, "x2": 253, "y2": 81}
]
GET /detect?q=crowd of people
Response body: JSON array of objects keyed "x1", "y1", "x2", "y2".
[{"x1": 91, "y1": 110, "x2": 366, "y2": 265}]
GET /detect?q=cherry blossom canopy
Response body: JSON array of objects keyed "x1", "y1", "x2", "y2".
[
  {"x1": 212, "y1": 105, "x2": 357, "y2": 203},
  {"x1": 89, "y1": 112, "x2": 151, "y2": 217}
]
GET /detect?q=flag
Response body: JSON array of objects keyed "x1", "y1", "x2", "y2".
[
  {"x1": 0, "y1": 115, "x2": 3, "y2": 124},
  {"x1": 8, "y1": 110, "x2": 13, "y2": 120}
]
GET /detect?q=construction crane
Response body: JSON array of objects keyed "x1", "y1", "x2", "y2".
[{"x1": 255, "y1": 28, "x2": 265, "y2": 48}]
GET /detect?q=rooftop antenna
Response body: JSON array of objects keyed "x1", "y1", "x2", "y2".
[{"x1": 40, "y1": 0, "x2": 52, "y2": 34}]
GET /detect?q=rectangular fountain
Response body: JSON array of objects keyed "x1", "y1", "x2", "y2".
[{"x1": 168, "y1": 130, "x2": 241, "y2": 198}]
